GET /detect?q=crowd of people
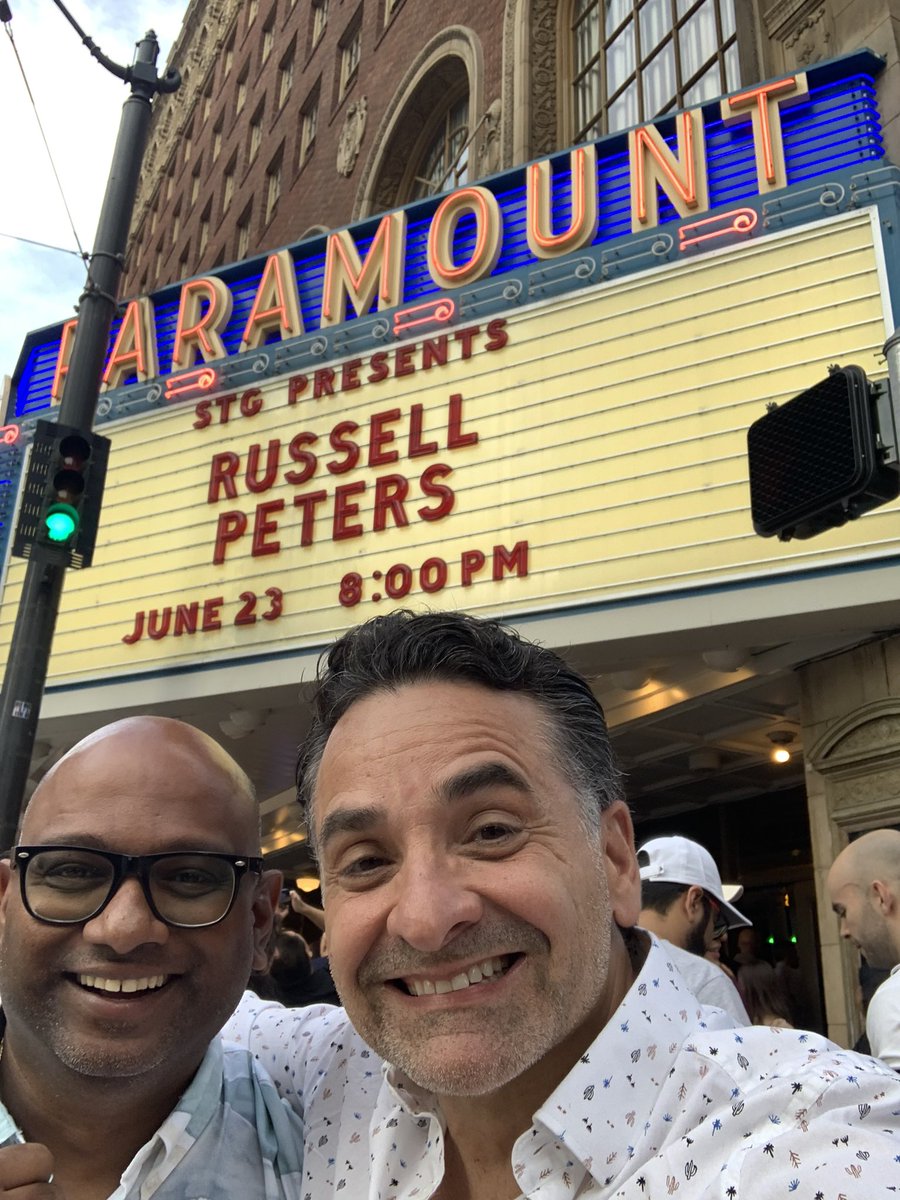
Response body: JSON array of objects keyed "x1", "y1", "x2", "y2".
[{"x1": 0, "y1": 608, "x2": 898, "y2": 1198}]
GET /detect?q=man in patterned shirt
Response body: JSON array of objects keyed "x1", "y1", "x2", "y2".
[
  {"x1": 0, "y1": 716, "x2": 304, "y2": 1198},
  {"x1": 226, "y1": 610, "x2": 900, "y2": 1198}
]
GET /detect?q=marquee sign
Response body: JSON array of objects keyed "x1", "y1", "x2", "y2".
[
  {"x1": 8, "y1": 52, "x2": 885, "y2": 422},
  {"x1": 0, "y1": 52, "x2": 897, "y2": 690}
]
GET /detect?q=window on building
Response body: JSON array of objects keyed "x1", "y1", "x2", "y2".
[
  {"x1": 299, "y1": 86, "x2": 320, "y2": 163},
  {"x1": 203, "y1": 90, "x2": 212, "y2": 121},
  {"x1": 312, "y1": 0, "x2": 328, "y2": 46},
  {"x1": 384, "y1": 0, "x2": 403, "y2": 24},
  {"x1": 279, "y1": 47, "x2": 294, "y2": 108},
  {"x1": 223, "y1": 160, "x2": 236, "y2": 211},
  {"x1": 224, "y1": 41, "x2": 234, "y2": 76},
  {"x1": 172, "y1": 205, "x2": 182, "y2": 244},
  {"x1": 570, "y1": 0, "x2": 739, "y2": 140},
  {"x1": 179, "y1": 248, "x2": 190, "y2": 279},
  {"x1": 410, "y1": 94, "x2": 469, "y2": 199},
  {"x1": 249, "y1": 104, "x2": 264, "y2": 160},
  {"x1": 166, "y1": 172, "x2": 174, "y2": 200},
  {"x1": 339, "y1": 22, "x2": 362, "y2": 99},
  {"x1": 265, "y1": 158, "x2": 282, "y2": 225},
  {"x1": 262, "y1": 16, "x2": 275, "y2": 62},
  {"x1": 183, "y1": 128, "x2": 193, "y2": 163},
  {"x1": 237, "y1": 205, "x2": 252, "y2": 259},
  {"x1": 236, "y1": 69, "x2": 248, "y2": 116},
  {"x1": 191, "y1": 167, "x2": 201, "y2": 205},
  {"x1": 155, "y1": 241, "x2": 164, "y2": 280},
  {"x1": 248, "y1": 0, "x2": 259, "y2": 25},
  {"x1": 212, "y1": 120, "x2": 223, "y2": 162},
  {"x1": 199, "y1": 206, "x2": 211, "y2": 255},
  {"x1": 150, "y1": 204, "x2": 158, "y2": 235}
]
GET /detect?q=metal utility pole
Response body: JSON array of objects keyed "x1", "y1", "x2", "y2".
[{"x1": 0, "y1": 18, "x2": 179, "y2": 849}]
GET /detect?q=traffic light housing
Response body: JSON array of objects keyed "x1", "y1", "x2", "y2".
[
  {"x1": 12, "y1": 420, "x2": 110, "y2": 568},
  {"x1": 747, "y1": 365, "x2": 900, "y2": 541}
]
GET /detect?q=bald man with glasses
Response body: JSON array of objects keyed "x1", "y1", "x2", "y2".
[{"x1": 0, "y1": 717, "x2": 304, "y2": 1199}]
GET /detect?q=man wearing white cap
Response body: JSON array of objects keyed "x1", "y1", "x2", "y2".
[{"x1": 638, "y1": 835, "x2": 751, "y2": 1023}]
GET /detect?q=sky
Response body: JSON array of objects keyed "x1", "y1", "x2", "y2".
[{"x1": 0, "y1": 0, "x2": 187, "y2": 384}]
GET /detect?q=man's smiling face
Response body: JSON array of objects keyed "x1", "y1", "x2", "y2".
[
  {"x1": 314, "y1": 680, "x2": 640, "y2": 1099},
  {"x1": 0, "y1": 719, "x2": 277, "y2": 1086}
]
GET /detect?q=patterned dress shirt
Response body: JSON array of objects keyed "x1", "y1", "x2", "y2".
[
  {"x1": 222, "y1": 937, "x2": 900, "y2": 1199},
  {"x1": 867, "y1": 964, "x2": 900, "y2": 1069},
  {"x1": 0, "y1": 1037, "x2": 304, "y2": 1199}
]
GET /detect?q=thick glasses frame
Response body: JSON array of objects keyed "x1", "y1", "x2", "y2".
[{"x1": 13, "y1": 845, "x2": 264, "y2": 929}]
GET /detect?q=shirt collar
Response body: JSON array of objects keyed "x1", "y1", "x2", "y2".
[{"x1": 375, "y1": 933, "x2": 733, "y2": 1196}]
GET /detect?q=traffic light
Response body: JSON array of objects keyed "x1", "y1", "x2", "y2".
[
  {"x1": 12, "y1": 420, "x2": 111, "y2": 568},
  {"x1": 747, "y1": 365, "x2": 900, "y2": 541}
]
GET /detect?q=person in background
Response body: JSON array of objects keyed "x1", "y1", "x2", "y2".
[
  {"x1": 704, "y1": 915, "x2": 738, "y2": 982},
  {"x1": 737, "y1": 960, "x2": 794, "y2": 1028},
  {"x1": 638, "y1": 835, "x2": 750, "y2": 1023},
  {"x1": 733, "y1": 926, "x2": 765, "y2": 966},
  {"x1": 828, "y1": 828, "x2": 900, "y2": 1068}
]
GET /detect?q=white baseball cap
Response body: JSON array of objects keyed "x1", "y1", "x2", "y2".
[{"x1": 637, "y1": 835, "x2": 750, "y2": 929}]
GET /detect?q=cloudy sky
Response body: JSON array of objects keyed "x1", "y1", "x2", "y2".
[{"x1": 0, "y1": 0, "x2": 187, "y2": 383}]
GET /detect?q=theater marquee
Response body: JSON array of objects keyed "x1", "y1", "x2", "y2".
[{"x1": 1, "y1": 52, "x2": 898, "y2": 687}]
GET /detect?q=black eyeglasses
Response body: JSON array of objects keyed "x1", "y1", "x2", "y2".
[{"x1": 13, "y1": 846, "x2": 264, "y2": 929}]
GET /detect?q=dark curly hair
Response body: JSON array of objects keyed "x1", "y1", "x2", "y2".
[{"x1": 296, "y1": 609, "x2": 624, "y2": 849}]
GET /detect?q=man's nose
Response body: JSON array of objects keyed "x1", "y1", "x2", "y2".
[
  {"x1": 81, "y1": 877, "x2": 169, "y2": 952},
  {"x1": 385, "y1": 854, "x2": 483, "y2": 952}
]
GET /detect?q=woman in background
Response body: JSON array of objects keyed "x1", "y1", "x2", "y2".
[{"x1": 738, "y1": 960, "x2": 794, "y2": 1028}]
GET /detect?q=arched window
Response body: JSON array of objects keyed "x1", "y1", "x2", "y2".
[
  {"x1": 409, "y1": 94, "x2": 470, "y2": 199},
  {"x1": 571, "y1": 0, "x2": 740, "y2": 139},
  {"x1": 354, "y1": 28, "x2": 484, "y2": 219}
]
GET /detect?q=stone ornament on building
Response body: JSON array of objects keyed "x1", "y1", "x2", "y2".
[
  {"x1": 337, "y1": 97, "x2": 368, "y2": 177},
  {"x1": 764, "y1": 0, "x2": 832, "y2": 68},
  {"x1": 477, "y1": 98, "x2": 503, "y2": 177}
]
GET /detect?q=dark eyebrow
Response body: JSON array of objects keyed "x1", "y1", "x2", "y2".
[
  {"x1": 438, "y1": 761, "x2": 533, "y2": 804},
  {"x1": 317, "y1": 805, "x2": 384, "y2": 854},
  {"x1": 317, "y1": 763, "x2": 532, "y2": 853}
]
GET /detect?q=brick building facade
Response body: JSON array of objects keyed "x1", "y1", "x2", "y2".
[{"x1": 124, "y1": 0, "x2": 900, "y2": 301}]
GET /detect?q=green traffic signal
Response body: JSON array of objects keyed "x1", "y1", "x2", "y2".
[{"x1": 44, "y1": 502, "x2": 80, "y2": 543}]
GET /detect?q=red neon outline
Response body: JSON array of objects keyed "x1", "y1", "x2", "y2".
[
  {"x1": 726, "y1": 78, "x2": 798, "y2": 185},
  {"x1": 50, "y1": 319, "x2": 78, "y2": 404},
  {"x1": 322, "y1": 216, "x2": 396, "y2": 322},
  {"x1": 634, "y1": 113, "x2": 697, "y2": 223},
  {"x1": 103, "y1": 299, "x2": 148, "y2": 386},
  {"x1": 1, "y1": 424, "x2": 20, "y2": 445},
  {"x1": 393, "y1": 298, "x2": 456, "y2": 335},
  {"x1": 164, "y1": 366, "x2": 219, "y2": 400},
  {"x1": 528, "y1": 148, "x2": 589, "y2": 249},
  {"x1": 428, "y1": 189, "x2": 493, "y2": 282},
  {"x1": 172, "y1": 279, "x2": 227, "y2": 367},
  {"x1": 678, "y1": 208, "x2": 758, "y2": 249},
  {"x1": 242, "y1": 254, "x2": 297, "y2": 343}
]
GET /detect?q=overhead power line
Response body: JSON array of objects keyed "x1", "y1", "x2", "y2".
[{"x1": 2, "y1": 8, "x2": 88, "y2": 264}]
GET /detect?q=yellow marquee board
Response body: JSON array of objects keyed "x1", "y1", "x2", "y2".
[{"x1": 1, "y1": 210, "x2": 896, "y2": 685}]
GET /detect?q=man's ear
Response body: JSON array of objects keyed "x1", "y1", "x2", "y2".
[
  {"x1": 602, "y1": 802, "x2": 641, "y2": 927},
  {"x1": 683, "y1": 884, "x2": 706, "y2": 920},
  {"x1": 872, "y1": 879, "x2": 896, "y2": 915},
  {"x1": 0, "y1": 859, "x2": 13, "y2": 928},
  {"x1": 250, "y1": 869, "x2": 283, "y2": 974}
]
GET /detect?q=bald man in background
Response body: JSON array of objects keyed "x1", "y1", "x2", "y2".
[{"x1": 828, "y1": 828, "x2": 900, "y2": 1068}]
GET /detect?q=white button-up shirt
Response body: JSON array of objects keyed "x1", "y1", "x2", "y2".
[{"x1": 222, "y1": 939, "x2": 900, "y2": 1198}]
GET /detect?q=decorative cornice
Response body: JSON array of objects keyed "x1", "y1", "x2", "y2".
[
  {"x1": 807, "y1": 698, "x2": 900, "y2": 779},
  {"x1": 130, "y1": 0, "x2": 241, "y2": 248}
]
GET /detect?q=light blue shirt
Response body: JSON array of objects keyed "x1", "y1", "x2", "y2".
[{"x1": 0, "y1": 1039, "x2": 304, "y2": 1199}]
